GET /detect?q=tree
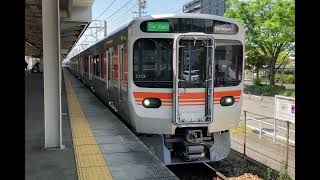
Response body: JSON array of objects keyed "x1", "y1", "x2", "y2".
[
  {"x1": 225, "y1": 0, "x2": 295, "y2": 85},
  {"x1": 245, "y1": 49, "x2": 268, "y2": 80}
]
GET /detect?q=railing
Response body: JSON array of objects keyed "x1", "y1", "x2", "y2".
[
  {"x1": 231, "y1": 110, "x2": 295, "y2": 178},
  {"x1": 242, "y1": 110, "x2": 295, "y2": 145}
]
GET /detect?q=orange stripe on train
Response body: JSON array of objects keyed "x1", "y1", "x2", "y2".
[{"x1": 133, "y1": 90, "x2": 241, "y2": 100}]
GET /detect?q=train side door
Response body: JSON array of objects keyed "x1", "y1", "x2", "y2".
[
  {"x1": 80, "y1": 56, "x2": 83, "y2": 76},
  {"x1": 89, "y1": 54, "x2": 93, "y2": 81},
  {"x1": 118, "y1": 44, "x2": 124, "y2": 111},
  {"x1": 108, "y1": 47, "x2": 117, "y2": 108},
  {"x1": 105, "y1": 49, "x2": 109, "y2": 99},
  {"x1": 173, "y1": 35, "x2": 214, "y2": 125}
]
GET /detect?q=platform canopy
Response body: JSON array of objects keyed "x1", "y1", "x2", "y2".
[{"x1": 25, "y1": 0, "x2": 93, "y2": 58}]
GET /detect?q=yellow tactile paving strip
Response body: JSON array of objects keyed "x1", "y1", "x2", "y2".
[{"x1": 64, "y1": 74, "x2": 113, "y2": 180}]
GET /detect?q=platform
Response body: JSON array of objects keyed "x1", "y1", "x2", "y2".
[
  {"x1": 25, "y1": 70, "x2": 178, "y2": 180},
  {"x1": 25, "y1": 72, "x2": 77, "y2": 180}
]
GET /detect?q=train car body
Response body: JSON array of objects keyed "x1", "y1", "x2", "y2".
[{"x1": 68, "y1": 13, "x2": 244, "y2": 165}]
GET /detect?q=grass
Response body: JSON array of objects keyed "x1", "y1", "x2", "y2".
[
  {"x1": 212, "y1": 150, "x2": 293, "y2": 180},
  {"x1": 280, "y1": 89, "x2": 295, "y2": 98},
  {"x1": 230, "y1": 122, "x2": 251, "y2": 135}
]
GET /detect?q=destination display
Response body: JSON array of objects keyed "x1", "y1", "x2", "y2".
[
  {"x1": 141, "y1": 18, "x2": 238, "y2": 34},
  {"x1": 147, "y1": 22, "x2": 170, "y2": 32}
]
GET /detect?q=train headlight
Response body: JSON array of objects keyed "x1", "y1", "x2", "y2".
[
  {"x1": 142, "y1": 98, "x2": 162, "y2": 108},
  {"x1": 220, "y1": 96, "x2": 235, "y2": 106}
]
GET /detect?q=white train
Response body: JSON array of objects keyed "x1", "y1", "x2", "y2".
[{"x1": 68, "y1": 13, "x2": 244, "y2": 165}]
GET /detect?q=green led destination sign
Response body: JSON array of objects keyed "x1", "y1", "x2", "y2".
[{"x1": 147, "y1": 22, "x2": 170, "y2": 32}]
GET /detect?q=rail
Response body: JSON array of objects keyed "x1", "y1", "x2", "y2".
[{"x1": 203, "y1": 162, "x2": 229, "y2": 180}]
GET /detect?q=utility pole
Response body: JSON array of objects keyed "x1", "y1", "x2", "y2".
[
  {"x1": 104, "y1": 20, "x2": 107, "y2": 37},
  {"x1": 135, "y1": 0, "x2": 146, "y2": 18}
]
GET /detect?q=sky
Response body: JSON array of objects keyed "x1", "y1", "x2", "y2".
[{"x1": 67, "y1": 0, "x2": 192, "y2": 58}]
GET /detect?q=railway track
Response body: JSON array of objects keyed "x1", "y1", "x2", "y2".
[
  {"x1": 168, "y1": 162, "x2": 229, "y2": 180},
  {"x1": 203, "y1": 162, "x2": 229, "y2": 180}
]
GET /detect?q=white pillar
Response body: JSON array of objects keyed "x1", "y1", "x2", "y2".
[{"x1": 42, "y1": 0, "x2": 62, "y2": 148}]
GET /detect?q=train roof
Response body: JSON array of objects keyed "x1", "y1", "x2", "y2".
[
  {"x1": 131, "y1": 13, "x2": 242, "y2": 28},
  {"x1": 71, "y1": 13, "x2": 242, "y2": 60}
]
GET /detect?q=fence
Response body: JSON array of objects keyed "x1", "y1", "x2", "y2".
[{"x1": 231, "y1": 110, "x2": 295, "y2": 178}]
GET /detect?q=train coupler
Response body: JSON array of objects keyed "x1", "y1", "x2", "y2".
[{"x1": 184, "y1": 145, "x2": 205, "y2": 161}]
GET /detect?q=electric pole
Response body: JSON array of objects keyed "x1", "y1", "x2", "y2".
[{"x1": 134, "y1": 0, "x2": 146, "y2": 18}]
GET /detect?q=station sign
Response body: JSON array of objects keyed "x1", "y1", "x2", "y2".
[{"x1": 275, "y1": 95, "x2": 295, "y2": 123}]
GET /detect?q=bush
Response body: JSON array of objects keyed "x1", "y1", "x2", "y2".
[
  {"x1": 280, "y1": 89, "x2": 295, "y2": 98},
  {"x1": 244, "y1": 84, "x2": 285, "y2": 96},
  {"x1": 274, "y1": 72, "x2": 295, "y2": 84},
  {"x1": 285, "y1": 74, "x2": 295, "y2": 84},
  {"x1": 253, "y1": 78, "x2": 262, "y2": 86},
  {"x1": 277, "y1": 164, "x2": 292, "y2": 180}
]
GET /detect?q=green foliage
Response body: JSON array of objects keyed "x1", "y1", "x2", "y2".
[
  {"x1": 244, "y1": 84, "x2": 286, "y2": 96},
  {"x1": 253, "y1": 78, "x2": 262, "y2": 85},
  {"x1": 277, "y1": 164, "x2": 292, "y2": 180},
  {"x1": 275, "y1": 73, "x2": 281, "y2": 83},
  {"x1": 275, "y1": 72, "x2": 295, "y2": 84},
  {"x1": 280, "y1": 89, "x2": 295, "y2": 98},
  {"x1": 225, "y1": 0, "x2": 295, "y2": 85},
  {"x1": 284, "y1": 74, "x2": 295, "y2": 84}
]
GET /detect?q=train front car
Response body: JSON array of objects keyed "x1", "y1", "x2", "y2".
[{"x1": 127, "y1": 14, "x2": 244, "y2": 165}]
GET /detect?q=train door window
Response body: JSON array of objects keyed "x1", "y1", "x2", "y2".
[
  {"x1": 84, "y1": 56, "x2": 87, "y2": 73},
  {"x1": 96, "y1": 55, "x2": 101, "y2": 77},
  {"x1": 120, "y1": 46, "x2": 124, "y2": 81},
  {"x1": 123, "y1": 46, "x2": 128, "y2": 83},
  {"x1": 214, "y1": 40, "x2": 243, "y2": 87},
  {"x1": 91, "y1": 55, "x2": 94, "y2": 76},
  {"x1": 101, "y1": 53, "x2": 105, "y2": 78},
  {"x1": 86, "y1": 56, "x2": 89, "y2": 73},
  {"x1": 93, "y1": 56, "x2": 96, "y2": 76},
  {"x1": 89, "y1": 55, "x2": 91, "y2": 74},
  {"x1": 108, "y1": 48, "x2": 113, "y2": 81},
  {"x1": 178, "y1": 39, "x2": 211, "y2": 88},
  {"x1": 113, "y1": 47, "x2": 118, "y2": 81}
]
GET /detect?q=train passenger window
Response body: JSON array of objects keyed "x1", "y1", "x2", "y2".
[
  {"x1": 133, "y1": 38, "x2": 173, "y2": 88},
  {"x1": 214, "y1": 40, "x2": 243, "y2": 87}
]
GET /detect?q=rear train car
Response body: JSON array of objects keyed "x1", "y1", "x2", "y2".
[{"x1": 68, "y1": 13, "x2": 244, "y2": 165}]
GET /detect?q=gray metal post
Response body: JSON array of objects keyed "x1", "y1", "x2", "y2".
[
  {"x1": 259, "y1": 119, "x2": 262, "y2": 138},
  {"x1": 138, "y1": 0, "x2": 142, "y2": 17},
  {"x1": 285, "y1": 121, "x2": 290, "y2": 169},
  {"x1": 42, "y1": 0, "x2": 62, "y2": 148},
  {"x1": 273, "y1": 118, "x2": 277, "y2": 142},
  {"x1": 104, "y1": 21, "x2": 107, "y2": 37},
  {"x1": 244, "y1": 110, "x2": 247, "y2": 156}
]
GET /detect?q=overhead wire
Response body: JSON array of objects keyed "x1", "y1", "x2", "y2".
[
  {"x1": 94, "y1": 0, "x2": 119, "y2": 20},
  {"x1": 107, "y1": 2, "x2": 138, "y2": 30}
]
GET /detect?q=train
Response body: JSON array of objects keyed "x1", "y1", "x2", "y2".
[{"x1": 67, "y1": 13, "x2": 244, "y2": 165}]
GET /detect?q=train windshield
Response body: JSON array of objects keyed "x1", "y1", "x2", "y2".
[
  {"x1": 133, "y1": 38, "x2": 173, "y2": 88},
  {"x1": 133, "y1": 39, "x2": 243, "y2": 88},
  {"x1": 214, "y1": 40, "x2": 243, "y2": 87}
]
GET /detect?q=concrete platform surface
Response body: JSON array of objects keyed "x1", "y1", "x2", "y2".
[
  {"x1": 64, "y1": 69, "x2": 179, "y2": 180},
  {"x1": 25, "y1": 72, "x2": 77, "y2": 180}
]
